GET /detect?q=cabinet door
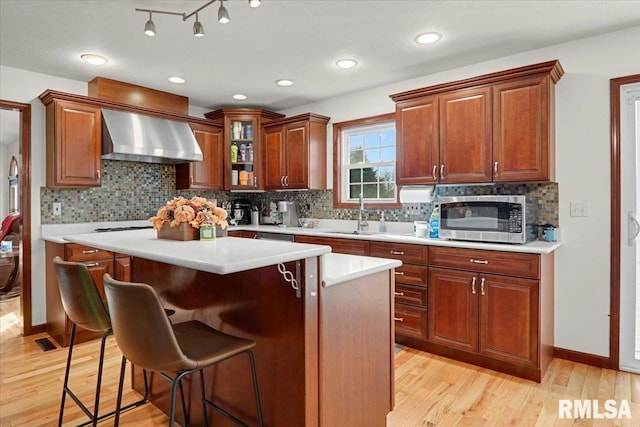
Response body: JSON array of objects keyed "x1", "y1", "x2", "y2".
[
  {"x1": 439, "y1": 87, "x2": 492, "y2": 183},
  {"x1": 396, "y1": 96, "x2": 439, "y2": 185},
  {"x1": 283, "y1": 122, "x2": 309, "y2": 189},
  {"x1": 114, "y1": 256, "x2": 131, "y2": 282},
  {"x1": 479, "y1": 274, "x2": 539, "y2": 367},
  {"x1": 263, "y1": 125, "x2": 285, "y2": 189},
  {"x1": 493, "y1": 75, "x2": 551, "y2": 182},
  {"x1": 177, "y1": 124, "x2": 223, "y2": 189},
  {"x1": 428, "y1": 267, "x2": 478, "y2": 352},
  {"x1": 84, "y1": 259, "x2": 114, "y2": 300},
  {"x1": 52, "y1": 101, "x2": 102, "y2": 187}
]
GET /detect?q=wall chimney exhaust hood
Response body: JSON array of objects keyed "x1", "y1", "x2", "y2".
[{"x1": 101, "y1": 109, "x2": 203, "y2": 164}]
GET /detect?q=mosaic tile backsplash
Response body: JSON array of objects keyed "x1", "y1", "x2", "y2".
[{"x1": 41, "y1": 160, "x2": 559, "y2": 227}]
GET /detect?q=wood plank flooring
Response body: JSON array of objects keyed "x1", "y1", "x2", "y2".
[{"x1": 2, "y1": 295, "x2": 640, "y2": 426}]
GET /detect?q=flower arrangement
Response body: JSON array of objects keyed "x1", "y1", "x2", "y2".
[{"x1": 150, "y1": 196, "x2": 228, "y2": 230}]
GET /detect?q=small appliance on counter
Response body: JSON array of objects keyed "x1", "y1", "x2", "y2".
[
  {"x1": 231, "y1": 199, "x2": 252, "y2": 225},
  {"x1": 277, "y1": 201, "x2": 300, "y2": 227}
]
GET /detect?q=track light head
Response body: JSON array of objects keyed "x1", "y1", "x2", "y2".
[
  {"x1": 144, "y1": 12, "x2": 156, "y2": 36},
  {"x1": 193, "y1": 13, "x2": 205, "y2": 37},
  {"x1": 218, "y1": 1, "x2": 230, "y2": 24}
]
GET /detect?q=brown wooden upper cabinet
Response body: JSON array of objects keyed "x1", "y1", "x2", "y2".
[
  {"x1": 41, "y1": 95, "x2": 102, "y2": 187},
  {"x1": 176, "y1": 122, "x2": 224, "y2": 190},
  {"x1": 205, "y1": 108, "x2": 285, "y2": 190},
  {"x1": 390, "y1": 60, "x2": 564, "y2": 185},
  {"x1": 262, "y1": 113, "x2": 330, "y2": 190}
]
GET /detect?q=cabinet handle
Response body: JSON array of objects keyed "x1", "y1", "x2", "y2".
[
  {"x1": 394, "y1": 271, "x2": 405, "y2": 276},
  {"x1": 494, "y1": 161, "x2": 499, "y2": 177},
  {"x1": 471, "y1": 277, "x2": 477, "y2": 294},
  {"x1": 82, "y1": 249, "x2": 99, "y2": 254},
  {"x1": 96, "y1": 169, "x2": 101, "y2": 180},
  {"x1": 440, "y1": 164, "x2": 445, "y2": 180},
  {"x1": 432, "y1": 165, "x2": 437, "y2": 180},
  {"x1": 254, "y1": 176, "x2": 258, "y2": 186},
  {"x1": 470, "y1": 258, "x2": 489, "y2": 265},
  {"x1": 394, "y1": 317, "x2": 404, "y2": 322},
  {"x1": 83, "y1": 262, "x2": 99, "y2": 267},
  {"x1": 280, "y1": 176, "x2": 285, "y2": 187},
  {"x1": 390, "y1": 250, "x2": 405, "y2": 255},
  {"x1": 394, "y1": 291, "x2": 405, "y2": 297},
  {"x1": 285, "y1": 175, "x2": 289, "y2": 187},
  {"x1": 190, "y1": 176, "x2": 193, "y2": 185},
  {"x1": 480, "y1": 277, "x2": 486, "y2": 296}
]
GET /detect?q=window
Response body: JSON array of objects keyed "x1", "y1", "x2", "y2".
[{"x1": 333, "y1": 113, "x2": 399, "y2": 208}]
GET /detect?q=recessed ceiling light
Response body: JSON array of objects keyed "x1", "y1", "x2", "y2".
[
  {"x1": 80, "y1": 54, "x2": 109, "y2": 65},
  {"x1": 233, "y1": 94, "x2": 247, "y2": 100},
  {"x1": 335, "y1": 59, "x2": 358, "y2": 69},
  {"x1": 168, "y1": 76, "x2": 185, "y2": 84},
  {"x1": 415, "y1": 32, "x2": 442, "y2": 45},
  {"x1": 276, "y1": 79, "x2": 294, "y2": 87}
]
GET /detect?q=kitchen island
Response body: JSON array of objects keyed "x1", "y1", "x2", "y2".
[{"x1": 61, "y1": 229, "x2": 401, "y2": 427}]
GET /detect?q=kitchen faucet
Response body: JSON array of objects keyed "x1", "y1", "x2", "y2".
[{"x1": 358, "y1": 193, "x2": 368, "y2": 231}]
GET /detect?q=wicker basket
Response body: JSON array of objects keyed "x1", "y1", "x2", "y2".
[{"x1": 157, "y1": 223, "x2": 199, "y2": 241}]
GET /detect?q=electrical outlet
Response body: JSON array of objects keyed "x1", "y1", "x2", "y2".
[
  {"x1": 569, "y1": 201, "x2": 588, "y2": 217},
  {"x1": 53, "y1": 202, "x2": 62, "y2": 216},
  {"x1": 404, "y1": 203, "x2": 421, "y2": 216}
]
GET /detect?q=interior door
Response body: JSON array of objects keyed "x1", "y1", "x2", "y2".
[{"x1": 620, "y1": 81, "x2": 640, "y2": 373}]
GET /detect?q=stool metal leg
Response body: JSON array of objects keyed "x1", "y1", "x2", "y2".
[
  {"x1": 247, "y1": 350, "x2": 264, "y2": 427},
  {"x1": 58, "y1": 322, "x2": 77, "y2": 427},
  {"x1": 200, "y1": 370, "x2": 209, "y2": 427}
]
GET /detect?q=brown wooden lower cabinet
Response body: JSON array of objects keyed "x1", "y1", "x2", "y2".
[
  {"x1": 394, "y1": 303, "x2": 427, "y2": 340},
  {"x1": 45, "y1": 242, "x2": 127, "y2": 347},
  {"x1": 423, "y1": 246, "x2": 553, "y2": 382},
  {"x1": 295, "y1": 235, "x2": 370, "y2": 255}
]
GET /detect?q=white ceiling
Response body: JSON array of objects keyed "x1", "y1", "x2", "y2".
[{"x1": 1, "y1": 0, "x2": 640, "y2": 146}]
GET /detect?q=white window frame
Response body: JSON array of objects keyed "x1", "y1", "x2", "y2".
[{"x1": 340, "y1": 120, "x2": 396, "y2": 204}]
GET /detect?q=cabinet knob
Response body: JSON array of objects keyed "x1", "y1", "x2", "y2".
[{"x1": 471, "y1": 276, "x2": 477, "y2": 294}]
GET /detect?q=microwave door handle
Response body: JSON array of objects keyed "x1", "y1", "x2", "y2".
[{"x1": 628, "y1": 211, "x2": 640, "y2": 246}]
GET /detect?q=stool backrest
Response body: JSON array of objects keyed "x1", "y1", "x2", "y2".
[
  {"x1": 103, "y1": 274, "x2": 187, "y2": 373},
  {"x1": 52, "y1": 256, "x2": 111, "y2": 332}
]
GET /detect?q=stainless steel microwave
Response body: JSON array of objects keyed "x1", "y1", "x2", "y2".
[{"x1": 438, "y1": 195, "x2": 537, "y2": 244}]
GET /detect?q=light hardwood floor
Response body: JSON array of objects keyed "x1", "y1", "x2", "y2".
[{"x1": 2, "y1": 295, "x2": 640, "y2": 426}]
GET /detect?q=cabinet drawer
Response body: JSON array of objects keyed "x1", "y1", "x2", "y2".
[
  {"x1": 370, "y1": 242, "x2": 427, "y2": 264},
  {"x1": 295, "y1": 236, "x2": 370, "y2": 256},
  {"x1": 428, "y1": 246, "x2": 540, "y2": 279},
  {"x1": 65, "y1": 243, "x2": 113, "y2": 261},
  {"x1": 394, "y1": 264, "x2": 427, "y2": 287},
  {"x1": 395, "y1": 284, "x2": 427, "y2": 307},
  {"x1": 394, "y1": 304, "x2": 427, "y2": 340}
]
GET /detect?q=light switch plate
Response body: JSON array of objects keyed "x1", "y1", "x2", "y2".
[
  {"x1": 404, "y1": 203, "x2": 421, "y2": 215},
  {"x1": 53, "y1": 202, "x2": 62, "y2": 216},
  {"x1": 570, "y1": 201, "x2": 588, "y2": 217}
]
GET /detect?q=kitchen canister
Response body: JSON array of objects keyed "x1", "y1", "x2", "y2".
[{"x1": 231, "y1": 170, "x2": 239, "y2": 185}]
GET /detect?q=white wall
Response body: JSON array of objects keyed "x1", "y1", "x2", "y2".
[
  {"x1": 280, "y1": 26, "x2": 640, "y2": 357},
  {"x1": 2, "y1": 25, "x2": 640, "y2": 356}
]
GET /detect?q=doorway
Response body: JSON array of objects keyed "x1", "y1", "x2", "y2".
[
  {"x1": 619, "y1": 81, "x2": 640, "y2": 373},
  {"x1": 0, "y1": 100, "x2": 32, "y2": 336}
]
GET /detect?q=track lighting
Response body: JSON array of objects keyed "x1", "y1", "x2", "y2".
[
  {"x1": 218, "y1": 0, "x2": 230, "y2": 24},
  {"x1": 193, "y1": 13, "x2": 205, "y2": 37},
  {"x1": 144, "y1": 12, "x2": 156, "y2": 37},
  {"x1": 135, "y1": 0, "x2": 260, "y2": 37}
]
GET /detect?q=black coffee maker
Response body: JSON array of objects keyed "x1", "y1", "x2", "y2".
[{"x1": 231, "y1": 199, "x2": 252, "y2": 225}]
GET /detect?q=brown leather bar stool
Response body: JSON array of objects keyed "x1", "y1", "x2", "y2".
[
  {"x1": 103, "y1": 273, "x2": 264, "y2": 427},
  {"x1": 53, "y1": 257, "x2": 152, "y2": 426}
]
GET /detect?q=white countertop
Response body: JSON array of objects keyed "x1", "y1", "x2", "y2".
[
  {"x1": 321, "y1": 253, "x2": 401, "y2": 288},
  {"x1": 42, "y1": 219, "x2": 561, "y2": 254},
  {"x1": 62, "y1": 229, "x2": 331, "y2": 275}
]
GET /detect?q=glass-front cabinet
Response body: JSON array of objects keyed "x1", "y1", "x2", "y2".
[{"x1": 205, "y1": 108, "x2": 284, "y2": 190}]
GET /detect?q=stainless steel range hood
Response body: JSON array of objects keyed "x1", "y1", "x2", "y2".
[{"x1": 101, "y1": 109, "x2": 203, "y2": 164}]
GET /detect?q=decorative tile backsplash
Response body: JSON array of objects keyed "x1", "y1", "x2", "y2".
[{"x1": 41, "y1": 160, "x2": 558, "y2": 227}]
